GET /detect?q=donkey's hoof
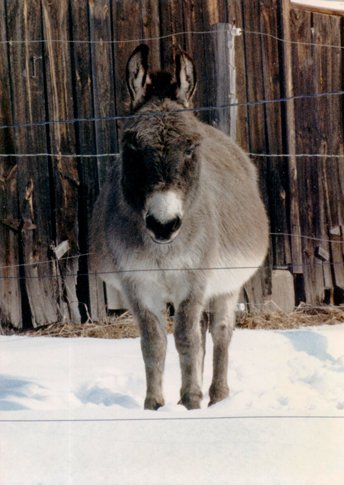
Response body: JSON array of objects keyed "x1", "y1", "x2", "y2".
[
  {"x1": 144, "y1": 396, "x2": 165, "y2": 410},
  {"x1": 178, "y1": 392, "x2": 202, "y2": 410},
  {"x1": 208, "y1": 384, "x2": 229, "y2": 406}
]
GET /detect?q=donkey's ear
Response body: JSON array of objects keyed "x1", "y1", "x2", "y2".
[
  {"x1": 126, "y1": 44, "x2": 150, "y2": 108},
  {"x1": 175, "y1": 51, "x2": 197, "y2": 106}
]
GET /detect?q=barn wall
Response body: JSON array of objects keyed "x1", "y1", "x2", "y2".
[{"x1": 0, "y1": 0, "x2": 343, "y2": 327}]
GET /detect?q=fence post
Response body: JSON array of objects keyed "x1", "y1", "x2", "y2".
[{"x1": 210, "y1": 23, "x2": 238, "y2": 139}]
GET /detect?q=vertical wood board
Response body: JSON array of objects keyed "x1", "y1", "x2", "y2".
[
  {"x1": 42, "y1": 0, "x2": 80, "y2": 322},
  {"x1": 7, "y1": 0, "x2": 59, "y2": 326},
  {"x1": 69, "y1": 0, "x2": 99, "y2": 320},
  {"x1": 0, "y1": 0, "x2": 21, "y2": 326}
]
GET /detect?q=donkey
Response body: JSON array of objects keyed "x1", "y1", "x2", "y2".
[{"x1": 90, "y1": 44, "x2": 269, "y2": 410}]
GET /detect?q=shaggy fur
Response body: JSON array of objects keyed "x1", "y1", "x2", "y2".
[{"x1": 90, "y1": 45, "x2": 269, "y2": 410}]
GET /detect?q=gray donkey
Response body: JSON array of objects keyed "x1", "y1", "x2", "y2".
[{"x1": 90, "y1": 44, "x2": 269, "y2": 410}]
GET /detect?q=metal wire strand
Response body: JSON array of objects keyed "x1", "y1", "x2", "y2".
[
  {"x1": 1, "y1": 260, "x2": 344, "y2": 280},
  {"x1": 0, "y1": 152, "x2": 344, "y2": 159},
  {"x1": 0, "y1": 231, "x2": 343, "y2": 272},
  {"x1": 0, "y1": 26, "x2": 343, "y2": 50},
  {"x1": 0, "y1": 89, "x2": 343, "y2": 131}
]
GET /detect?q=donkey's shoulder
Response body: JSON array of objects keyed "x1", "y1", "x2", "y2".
[{"x1": 199, "y1": 122, "x2": 258, "y2": 183}]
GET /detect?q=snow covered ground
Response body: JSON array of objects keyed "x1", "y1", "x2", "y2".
[{"x1": 1, "y1": 324, "x2": 344, "y2": 484}]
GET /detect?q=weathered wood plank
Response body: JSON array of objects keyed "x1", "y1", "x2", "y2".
[
  {"x1": 42, "y1": 0, "x2": 80, "y2": 322},
  {"x1": 0, "y1": 0, "x2": 22, "y2": 327},
  {"x1": 261, "y1": 0, "x2": 292, "y2": 269},
  {"x1": 279, "y1": 0, "x2": 303, "y2": 275},
  {"x1": 240, "y1": 0, "x2": 272, "y2": 304},
  {"x1": 241, "y1": 0, "x2": 267, "y2": 157},
  {"x1": 69, "y1": 0, "x2": 98, "y2": 320},
  {"x1": 90, "y1": 0, "x2": 126, "y2": 318},
  {"x1": 312, "y1": 13, "x2": 344, "y2": 295},
  {"x1": 159, "y1": 0, "x2": 184, "y2": 70},
  {"x1": 141, "y1": 0, "x2": 161, "y2": 69},
  {"x1": 202, "y1": 0, "x2": 220, "y2": 25},
  {"x1": 112, "y1": 0, "x2": 143, "y2": 118},
  {"x1": 7, "y1": 0, "x2": 59, "y2": 326},
  {"x1": 290, "y1": 8, "x2": 326, "y2": 303},
  {"x1": 203, "y1": 0, "x2": 231, "y2": 122},
  {"x1": 89, "y1": 0, "x2": 118, "y2": 187},
  {"x1": 194, "y1": 1, "x2": 214, "y2": 124}
]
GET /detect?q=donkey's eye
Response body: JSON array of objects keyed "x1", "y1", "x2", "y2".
[
  {"x1": 184, "y1": 146, "x2": 194, "y2": 158},
  {"x1": 127, "y1": 142, "x2": 138, "y2": 151}
]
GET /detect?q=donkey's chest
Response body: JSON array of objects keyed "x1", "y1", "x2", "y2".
[
  {"x1": 136, "y1": 269, "x2": 190, "y2": 309},
  {"x1": 120, "y1": 249, "x2": 195, "y2": 310}
]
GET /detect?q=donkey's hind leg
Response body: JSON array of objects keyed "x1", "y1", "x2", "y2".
[
  {"x1": 208, "y1": 291, "x2": 239, "y2": 406},
  {"x1": 131, "y1": 304, "x2": 167, "y2": 410}
]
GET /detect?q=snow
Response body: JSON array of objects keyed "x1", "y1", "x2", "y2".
[{"x1": 1, "y1": 324, "x2": 344, "y2": 484}]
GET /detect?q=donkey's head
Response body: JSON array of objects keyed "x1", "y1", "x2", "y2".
[{"x1": 121, "y1": 45, "x2": 201, "y2": 244}]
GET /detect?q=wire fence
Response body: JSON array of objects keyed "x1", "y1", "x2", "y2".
[
  {"x1": 0, "y1": 415, "x2": 343, "y2": 423},
  {"x1": 0, "y1": 152, "x2": 344, "y2": 159},
  {"x1": 0, "y1": 85, "x2": 342, "y2": 274},
  {"x1": 0, "y1": 225, "x2": 344, "y2": 279},
  {"x1": 0, "y1": 90, "x2": 343, "y2": 131},
  {"x1": 1, "y1": 261, "x2": 344, "y2": 279},
  {"x1": 1, "y1": 23, "x2": 343, "y2": 319},
  {"x1": 0, "y1": 26, "x2": 343, "y2": 50}
]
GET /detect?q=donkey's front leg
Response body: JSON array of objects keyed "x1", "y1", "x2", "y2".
[
  {"x1": 174, "y1": 299, "x2": 204, "y2": 410},
  {"x1": 208, "y1": 291, "x2": 239, "y2": 406},
  {"x1": 132, "y1": 305, "x2": 167, "y2": 410}
]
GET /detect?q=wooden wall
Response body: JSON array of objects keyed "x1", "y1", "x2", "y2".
[{"x1": 0, "y1": 0, "x2": 343, "y2": 328}]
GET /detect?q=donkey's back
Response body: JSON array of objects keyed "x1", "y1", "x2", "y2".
[{"x1": 90, "y1": 44, "x2": 269, "y2": 410}]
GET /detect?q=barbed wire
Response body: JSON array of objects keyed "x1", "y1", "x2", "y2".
[
  {"x1": 0, "y1": 152, "x2": 343, "y2": 159},
  {"x1": 0, "y1": 26, "x2": 343, "y2": 50},
  {"x1": 0, "y1": 90, "x2": 343, "y2": 131}
]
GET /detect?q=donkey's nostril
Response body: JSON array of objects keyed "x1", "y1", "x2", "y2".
[
  {"x1": 170, "y1": 216, "x2": 182, "y2": 232},
  {"x1": 145, "y1": 214, "x2": 159, "y2": 233},
  {"x1": 145, "y1": 214, "x2": 182, "y2": 242}
]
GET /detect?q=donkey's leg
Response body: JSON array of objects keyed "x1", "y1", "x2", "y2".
[
  {"x1": 208, "y1": 291, "x2": 239, "y2": 406},
  {"x1": 132, "y1": 305, "x2": 167, "y2": 410},
  {"x1": 174, "y1": 299, "x2": 204, "y2": 410},
  {"x1": 200, "y1": 311, "x2": 209, "y2": 374}
]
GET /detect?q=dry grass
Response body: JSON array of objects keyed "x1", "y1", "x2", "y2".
[
  {"x1": 236, "y1": 303, "x2": 344, "y2": 330},
  {"x1": 2, "y1": 303, "x2": 344, "y2": 338}
]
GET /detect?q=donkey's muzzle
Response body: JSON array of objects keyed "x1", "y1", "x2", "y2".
[{"x1": 145, "y1": 214, "x2": 182, "y2": 243}]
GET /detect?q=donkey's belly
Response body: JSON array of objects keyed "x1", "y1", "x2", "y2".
[{"x1": 204, "y1": 255, "x2": 262, "y2": 300}]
